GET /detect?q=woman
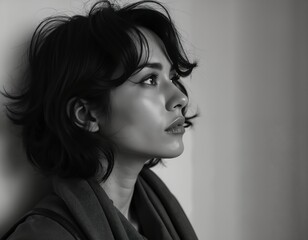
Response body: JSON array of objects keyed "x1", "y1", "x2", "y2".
[{"x1": 2, "y1": 0, "x2": 198, "y2": 239}]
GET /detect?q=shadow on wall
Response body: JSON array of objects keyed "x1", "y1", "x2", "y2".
[{"x1": 0, "y1": 42, "x2": 51, "y2": 237}]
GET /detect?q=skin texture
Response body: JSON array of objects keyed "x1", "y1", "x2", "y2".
[
  {"x1": 103, "y1": 28, "x2": 188, "y2": 161},
  {"x1": 80, "y1": 28, "x2": 188, "y2": 229}
]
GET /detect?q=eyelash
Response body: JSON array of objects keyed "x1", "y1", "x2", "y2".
[
  {"x1": 171, "y1": 73, "x2": 180, "y2": 83},
  {"x1": 140, "y1": 74, "x2": 158, "y2": 86},
  {"x1": 140, "y1": 73, "x2": 181, "y2": 86}
]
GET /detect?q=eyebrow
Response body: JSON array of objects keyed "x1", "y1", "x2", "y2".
[
  {"x1": 139, "y1": 62, "x2": 162, "y2": 70},
  {"x1": 137, "y1": 62, "x2": 174, "y2": 71}
]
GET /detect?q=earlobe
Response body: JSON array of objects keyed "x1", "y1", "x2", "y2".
[
  {"x1": 88, "y1": 121, "x2": 99, "y2": 132},
  {"x1": 67, "y1": 98, "x2": 100, "y2": 132}
]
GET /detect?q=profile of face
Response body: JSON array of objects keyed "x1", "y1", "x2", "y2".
[{"x1": 100, "y1": 28, "x2": 188, "y2": 161}]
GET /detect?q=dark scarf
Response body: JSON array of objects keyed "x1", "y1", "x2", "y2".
[{"x1": 53, "y1": 168, "x2": 198, "y2": 240}]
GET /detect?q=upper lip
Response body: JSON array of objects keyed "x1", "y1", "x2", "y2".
[{"x1": 165, "y1": 116, "x2": 185, "y2": 131}]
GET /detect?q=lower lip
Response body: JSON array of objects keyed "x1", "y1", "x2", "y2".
[{"x1": 165, "y1": 125, "x2": 185, "y2": 134}]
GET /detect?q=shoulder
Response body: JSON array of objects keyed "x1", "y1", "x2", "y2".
[
  {"x1": 6, "y1": 214, "x2": 75, "y2": 240},
  {"x1": 4, "y1": 194, "x2": 79, "y2": 240}
]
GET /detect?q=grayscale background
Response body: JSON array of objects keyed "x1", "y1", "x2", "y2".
[{"x1": 0, "y1": 0, "x2": 307, "y2": 239}]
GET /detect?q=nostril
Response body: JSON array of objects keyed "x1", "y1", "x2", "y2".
[{"x1": 174, "y1": 103, "x2": 183, "y2": 109}]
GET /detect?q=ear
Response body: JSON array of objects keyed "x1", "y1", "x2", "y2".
[{"x1": 67, "y1": 98, "x2": 100, "y2": 132}]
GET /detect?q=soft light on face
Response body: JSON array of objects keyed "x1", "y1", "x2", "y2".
[{"x1": 102, "y1": 28, "x2": 188, "y2": 161}]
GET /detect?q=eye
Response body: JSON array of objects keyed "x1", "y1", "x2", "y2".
[
  {"x1": 140, "y1": 74, "x2": 158, "y2": 86},
  {"x1": 171, "y1": 73, "x2": 180, "y2": 84}
]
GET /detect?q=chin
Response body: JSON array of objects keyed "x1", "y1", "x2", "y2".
[{"x1": 159, "y1": 144, "x2": 184, "y2": 159}]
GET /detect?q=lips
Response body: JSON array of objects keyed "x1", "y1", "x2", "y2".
[{"x1": 165, "y1": 117, "x2": 185, "y2": 134}]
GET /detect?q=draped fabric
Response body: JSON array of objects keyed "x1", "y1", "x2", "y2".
[{"x1": 53, "y1": 168, "x2": 198, "y2": 240}]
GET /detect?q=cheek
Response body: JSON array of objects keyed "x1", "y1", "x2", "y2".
[
  {"x1": 106, "y1": 89, "x2": 184, "y2": 158},
  {"x1": 129, "y1": 98, "x2": 163, "y2": 129},
  {"x1": 108, "y1": 91, "x2": 166, "y2": 140}
]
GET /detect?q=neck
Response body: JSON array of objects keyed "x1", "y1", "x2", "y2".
[{"x1": 100, "y1": 154, "x2": 146, "y2": 220}]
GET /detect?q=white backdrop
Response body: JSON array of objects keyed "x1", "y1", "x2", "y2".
[{"x1": 0, "y1": 0, "x2": 307, "y2": 239}]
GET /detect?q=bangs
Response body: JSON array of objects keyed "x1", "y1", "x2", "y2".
[{"x1": 88, "y1": 0, "x2": 196, "y2": 85}]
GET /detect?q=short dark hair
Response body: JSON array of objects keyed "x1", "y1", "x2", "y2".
[{"x1": 3, "y1": 0, "x2": 197, "y2": 181}]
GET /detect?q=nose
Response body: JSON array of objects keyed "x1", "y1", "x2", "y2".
[{"x1": 165, "y1": 83, "x2": 188, "y2": 111}]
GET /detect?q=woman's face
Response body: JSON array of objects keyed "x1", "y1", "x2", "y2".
[{"x1": 102, "y1": 28, "x2": 188, "y2": 160}]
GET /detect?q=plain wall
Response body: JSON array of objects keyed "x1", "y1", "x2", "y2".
[{"x1": 191, "y1": 0, "x2": 308, "y2": 239}]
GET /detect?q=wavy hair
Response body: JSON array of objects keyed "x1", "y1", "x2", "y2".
[{"x1": 3, "y1": 0, "x2": 197, "y2": 181}]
